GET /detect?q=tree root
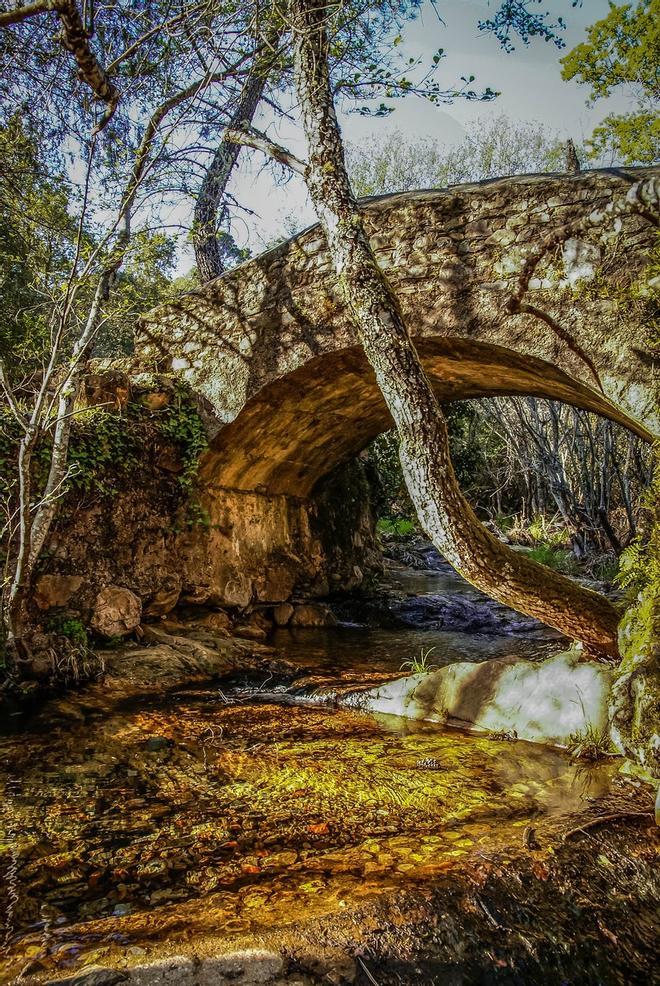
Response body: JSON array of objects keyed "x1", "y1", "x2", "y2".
[{"x1": 562, "y1": 811, "x2": 654, "y2": 841}]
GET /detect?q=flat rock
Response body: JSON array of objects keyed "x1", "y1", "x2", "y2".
[
  {"x1": 349, "y1": 649, "x2": 614, "y2": 747},
  {"x1": 129, "y1": 949, "x2": 285, "y2": 984},
  {"x1": 46, "y1": 966, "x2": 128, "y2": 985}
]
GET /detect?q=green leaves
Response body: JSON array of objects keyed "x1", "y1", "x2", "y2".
[
  {"x1": 561, "y1": 0, "x2": 660, "y2": 164},
  {"x1": 156, "y1": 384, "x2": 208, "y2": 500},
  {"x1": 478, "y1": 0, "x2": 575, "y2": 53},
  {"x1": 347, "y1": 114, "x2": 570, "y2": 198},
  {"x1": 0, "y1": 116, "x2": 78, "y2": 372}
]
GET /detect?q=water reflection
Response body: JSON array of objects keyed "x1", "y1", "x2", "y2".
[
  {"x1": 270, "y1": 625, "x2": 559, "y2": 678},
  {"x1": 0, "y1": 679, "x2": 617, "y2": 982}
]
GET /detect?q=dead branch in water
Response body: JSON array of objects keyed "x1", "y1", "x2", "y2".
[{"x1": 562, "y1": 811, "x2": 653, "y2": 841}]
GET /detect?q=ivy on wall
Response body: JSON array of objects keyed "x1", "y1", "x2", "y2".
[{"x1": 0, "y1": 379, "x2": 209, "y2": 524}]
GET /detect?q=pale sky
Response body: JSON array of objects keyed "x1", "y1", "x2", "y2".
[{"x1": 177, "y1": 0, "x2": 640, "y2": 262}]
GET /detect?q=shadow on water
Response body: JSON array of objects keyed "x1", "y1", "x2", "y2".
[
  {"x1": 0, "y1": 656, "x2": 620, "y2": 982},
  {"x1": 0, "y1": 561, "x2": 647, "y2": 983}
]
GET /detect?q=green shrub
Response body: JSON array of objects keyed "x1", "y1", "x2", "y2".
[
  {"x1": 377, "y1": 517, "x2": 416, "y2": 536},
  {"x1": 155, "y1": 384, "x2": 208, "y2": 498},
  {"x1": 527, "y1": 515, "x2": 570, "y2": 547},
  {"x1": 50, "y1": 617, "x2": 88, "y2": 647},
  {"x1": 68, "y1": 407, "x2": 140, "y2": 494},
  {"x1": 527, "y1": 545, "x2": 579, "y2": 575}
]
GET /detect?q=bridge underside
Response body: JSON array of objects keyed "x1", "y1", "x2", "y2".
[{"x1": 200, "y1": 337, "x2": 652, "y2": 498}]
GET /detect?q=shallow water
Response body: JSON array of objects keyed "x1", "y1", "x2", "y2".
[
  {"x1": 0, "y1": 665, "x2": 619, "y2": 982},
  {"x1": 0, "y1": 561, "x2": 631, "y2": 982},
  {"x1": 269, "y1": 624, "x2": 558, "y2": 680}
]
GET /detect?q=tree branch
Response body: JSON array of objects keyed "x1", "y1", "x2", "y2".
[
  {"x1": 0, "y1": 0, "x2": 119, "y2": 132},
  {"x1": 224, "y1": 125, "x2": 308, "y2": 175},
  {"x1": 0, "y1": 0, "x2": 53, "y2": 27},
  {"x1": 106, "y1": 2, "x2": 207, "y2": 73}
]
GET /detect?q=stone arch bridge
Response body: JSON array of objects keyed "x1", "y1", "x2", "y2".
[{"x1": 134, "y1": 168, "x2": 658, "y2": 609}]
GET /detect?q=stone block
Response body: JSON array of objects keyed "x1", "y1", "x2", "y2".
[{"x1": 34, "y1": 574, "x2": 83, "y2": 610}]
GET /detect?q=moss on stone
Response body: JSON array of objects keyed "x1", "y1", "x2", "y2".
[{"x1": 611, "y1": 448, "x2": 660, "y2": 778}]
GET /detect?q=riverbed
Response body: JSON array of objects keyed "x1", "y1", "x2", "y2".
[{"x1": 0, "y1": 563, "x2": 656, "y2": 984}]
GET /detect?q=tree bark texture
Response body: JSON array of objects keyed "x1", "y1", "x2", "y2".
[
  {"x1": 193, "y1": 31, "x2": 280, "y2": 282},
  {"x1": 0, "y1": 1, "x2": 119, "y2": 130},
  {"x1": 289, "y1": 0, "x2": 621, "y2": 655}
]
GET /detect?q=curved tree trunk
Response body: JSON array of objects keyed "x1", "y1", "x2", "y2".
[
  {"x1": 193, "y1": 31, "x2": 280, "y2": 282},
  {"x1": 289, "y1": 0, "x2": 620, "y2": 656}
]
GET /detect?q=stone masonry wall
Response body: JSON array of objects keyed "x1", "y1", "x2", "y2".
[{"x1": 138, "y1": 169, "x2": 660, "y2": 454}]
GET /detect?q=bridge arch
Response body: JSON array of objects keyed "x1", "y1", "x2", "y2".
[
  {"x1": 199, "y1": 335, "x2": 651, "y2": 499},
  {"x1": 134, "y1": 169, "x2": 658, "y2": 608},
  {"x1": 138, "y1": 167, "x2": 659, "y2": 458}
]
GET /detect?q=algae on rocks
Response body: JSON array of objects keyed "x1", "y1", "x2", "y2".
[{"x1": 610, "y1": 457, "x2": 660, "y2": 779}]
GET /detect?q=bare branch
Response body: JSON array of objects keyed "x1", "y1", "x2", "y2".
[
  {"x1": 0, "y1": 0, "x2": 119, "y2": 132},
  {"x1": 106, "y1": 1, "x2": 207, "y2": 73},
  {"x1": 224, "y1": 126, "x2": 307, "y2": 175}
]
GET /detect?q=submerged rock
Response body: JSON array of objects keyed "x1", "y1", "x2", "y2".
[
  {"x1": 290, "y1": 604, "x2": 337, "y2": 627},
  {"x1": 45, "y1": 967, "x2": 128, "y2": 985},
  {"x1": 349, "y1": 649, "x2": 614, "y2": 747}
]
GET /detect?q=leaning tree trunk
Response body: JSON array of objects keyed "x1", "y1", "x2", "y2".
[
  {"x1": 193, "y1": 30, "x2": 280, "y2": 282},
  {"x1": 289, "y1": 0, "x2": 620, "y2": 656}
]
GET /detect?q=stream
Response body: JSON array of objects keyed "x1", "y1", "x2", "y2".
[{"x1": 0, "y1": 560, "x2": 656, "y2": 984}]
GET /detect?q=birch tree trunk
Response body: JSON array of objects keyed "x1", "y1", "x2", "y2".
[{"x1": 289, "y1": 0, "x2": 620, "y2": 656}]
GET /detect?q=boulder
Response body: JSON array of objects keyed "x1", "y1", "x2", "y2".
[
  {"x1": 290, "y1": 603, "x2": 337, "y2": 627},
  {"x1": 248, "y1": 610, "x2": 273, "y2": 631},
  {"x1": 144, "y1": 577, "x2": 182, "y2": 617},
  {"x1": 218, "y1": 573, "x2": 253, "y2": 610},
  {"x1": 191, "y1": 610, "x2": 232, "y2": 633},
  {"x1": 91, "y1": 586, "x2": 142, "y2": 638},
  {"x1": 348, "y1": 649, "x2": 614, "y2": 748},
  {"x1": 34, "y1": 574, "x2": 83, "y2": 611},
  {"x1": 273, "y1": 603, "x2": 294, "y2": 627}
]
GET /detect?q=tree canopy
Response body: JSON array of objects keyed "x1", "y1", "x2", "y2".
[
  {"x1": 561, "y1": 0, "x2": 660, "y2": 163},
  {"x1": 347, "y1": 114, "x2": 568, "y2": 196}
]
